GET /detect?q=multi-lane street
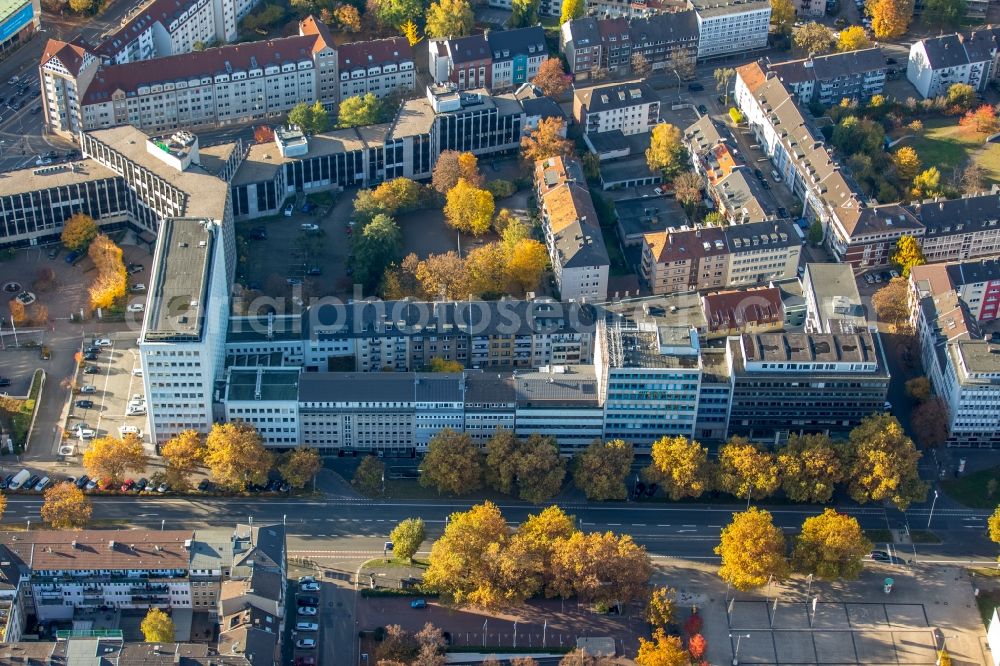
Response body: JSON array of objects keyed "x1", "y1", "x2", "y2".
[{"x1": 1, "y1": 494, "x2": 995, "y2": 563}]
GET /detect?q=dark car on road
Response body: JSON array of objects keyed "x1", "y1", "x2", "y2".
[
  {"x1": 688, "y1": 82, "x2": 704, "y2": 92},
  {"x1": 697, "y1": 104, "x2": 708, "y2": 115},
  {"x1": 0, "y1": 377, "x2": 10, "y2": 387}
]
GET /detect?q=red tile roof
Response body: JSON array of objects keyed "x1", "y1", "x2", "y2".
[
  {"x1": 298, "y1": 15, "x2": 335, "y2": 53},
  {"x1": 41, "y1": 39, "x2": 92, "y2": 77},
  {"x1": 96, "y1": 0, "x2": 205, "y2": 57},
  {"x1": 703, "y1": 287, "x2": 783, "y2": 332},
  {"x1": 82, "y1": 34, "x2": 322, "y2": 105},
  {"x1": 338, "y1": 36, "x2": 413, "y2": 73},
  {"x1": 0, "y1": 529, "x2": 193, "y2": 571}
]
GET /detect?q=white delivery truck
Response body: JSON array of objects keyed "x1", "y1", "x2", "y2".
[{"x1": 8, "y1": 469, "x2": 30, "y2": 490}]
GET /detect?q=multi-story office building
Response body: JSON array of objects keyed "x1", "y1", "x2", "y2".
[
  {"x1": 907, "y1": 28, "x2": 1000, "y2": 99},
  {"x1": 640, "y1": 220, "x2": 801, "y2": 295},
  {"x1": 0, "y1": 0, "x2": 40, "y2": 63},
  {"x1": 802, "y1": 263, "x2": 866, "y2": 333},
  {"x1": 514, "y1": 367, "x2": 605, "y2": 449},
  {"x1": 765, "y1": 48, "x2": 887, "y2": 105},
  {"x1": 691, "y1": 0, "x2": 770, "y2": 59},
  {"x1": 43, "y1": 20, "x2": 336, "y2": 137},
  {"x1": 572, "y1": 81, "x2": 659, "y2": 135},
  {"x1": 594, "y1": 319, "x2": 702, "y2": 447},
  {"x1": 726, "y1": 328, "x2": 890, "y2": 438},
  {"x1": 337, "y1": 36, "x2": 415, "y2": 101},
  {"x1": 140, "y1": 217, "x2": 231, "y2": 445},
  {"x1": 910, "y1": 264, "x2": 1000, "y2": 447},
  {"x1": 40, "y1": 38, "x2": 100, "y2": 137}
]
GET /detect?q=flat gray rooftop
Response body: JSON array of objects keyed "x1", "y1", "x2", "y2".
[
  {"x1": 144, "y1": 218, "x2": 214, "y2": 341},
  {"x1": 226, "y1": 368, "x2": 300, "y2": 401}
]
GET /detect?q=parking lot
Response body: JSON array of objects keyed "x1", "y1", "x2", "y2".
[
  {"x1": 65, "y1": 334, "x2": 151, "y2": 458},
  {"x1": 291, "y1": 575, "x2": 327, "y2": 666}
]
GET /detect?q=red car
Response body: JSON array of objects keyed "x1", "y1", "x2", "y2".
[
  {"x1": 98, "y1": 478, "x2": 114, "y2": 491},
  {"x1": 120, "y1": 479, "x2": 135, "y2": 492},
  {"x1": 295, "y1": 659, "x2": 316, "y2": 666}
]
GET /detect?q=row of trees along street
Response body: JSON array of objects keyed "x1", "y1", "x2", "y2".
[{"x1": 390, "y1": 413, "x2": 927, "y2": 510}]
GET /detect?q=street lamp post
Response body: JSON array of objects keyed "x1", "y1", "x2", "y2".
[
  {"x1": 730, "y1": 632, "x2": 750, "y2": 665},
  {"x1": 927, "y1": 489, "x2": 939, "y2": 529}
]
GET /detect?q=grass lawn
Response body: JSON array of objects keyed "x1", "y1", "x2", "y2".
[
  {"x1": 864, "y1": 529, "x2": 893, "y2": 543},
  {"x1": 976, "y1": 589, "x2": 1000, "y2": 626},
  {"x1": 909, "y1": 529, "x2": 942, "y2": 544},
  {"x1": 897, "y1": 119, "x2": 983, "y2": 178},
  {"x1": 941, "y1": 465, "x2": 1000, "y2": 508}
]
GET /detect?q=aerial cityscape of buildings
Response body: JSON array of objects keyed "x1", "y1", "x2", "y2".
[{"x1": 1, "y1": 0, "x2": 1000, "y2": 661}]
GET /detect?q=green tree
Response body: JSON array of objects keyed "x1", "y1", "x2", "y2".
[
  {"x1": 911, "y1": 167, "x2": 944, "y2": 199},
  {"x1": 793, "y1": 22, "x2": 835, "y2": 55},
  {"x1": 425, "y1": 0, "x2": 473, "y2": 38},
  {"x1": 510, "y1": 0, "x2": 540, "y2": 26},
  {"x1": 419, "y1": 428, "x2": 484, "y2": 495},
  {"x1": 947, "y1": 82, "x2": 976, "y2": 111},
  {"x1": 141, "y1": 608, "x2": 175, "y2": 642},
  {"x1": 560, "y1": 0, "x2": 584, "y2": 23},
  {"x1": 515, "y1": 434, "x2": 566, "y2": 503},
  {"x1": 643, "y1": 436, "x2": 711, "y2": 500},
  {"x1": 353, "y1": 213, "x2": 403, "y2": 289},
  {"x1": 717, "y1": 437, "x2": 781, "y2": 501},
  {"x1": 792, "y1": 509, "x2": 873, "y2": 579},
  {"x1": 353, "y1": 456, "x2": 385, "y2": 496},
  {"x1": 572, "y1": 439, "x2": 634, "y2": 501},
  {"x1": 714, "y1": 67, "x2": 735, "y2": 106},
  {"x1": 890, "y1": 235, "x2": 926, "y2": 278},
  {"x1": 288, "y1": 100, "x2": 329, "y2": 134},
  {"x1": 846, "y1": 414, "x2": 927, "y2": 510},
  {"x1": 390, "y1": 517, "x2": 426, "y2": 562},
  {"x1": 645, "y1": 123, "x2": 687, "y2": 180},
  {"x1": 371, "y1": 0, "x2": 427, "y2": 29},
  {"x1": 277, "y1": 447, "x2": 322, "y2": 489},
  {"x1": 778, "y1": 434, "x2": 845, "y2": 504},
  {"x1": 924, "y1": 0, "x2": 966, "y2": 31},
  {"x1": 337, "y1": 93, "x2": 382, "y2": 128},
  {"x1": 770, "y1": 0, "x2": 794, "y2": 34},
  {"x1": 808, "y1": 220, "x2": 824, "y2": 245},
  {"x1": 715, "y1": 507, "x2": 789, "y2": 591}
]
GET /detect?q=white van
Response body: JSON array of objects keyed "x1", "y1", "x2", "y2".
[
  {"x1": 119, "y1": 425, "x2": 142, "y2": 438},
  {"x1": 8, "y1": 469, "x2": 30, "y2": 490}
]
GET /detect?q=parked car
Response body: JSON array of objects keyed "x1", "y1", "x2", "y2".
[
  {"x1": 75, "y1": 426, "x2": 95, "y2": 439},
  {"x1": 300, "y1": 223, "x2": 319, "y2": 231},
  {"x1": 84, "y1": 366, "x2": 99, "y2": 374},
  {"x1": 98, "y1": 478, "x2": 114, "y2": 491},
  {"x1": 75, "y1": 475, "x2": 90, "y2": 489},
  {"x1": 697, "y1": 104, "x2": 708, "y2": 115},
  {"x1": 127, "y1": 303, "x2": 144, "y2": 313},
  {"x1": 295, "y1": 639, "x2": 316, "y2": 649},
  {"x1": 75, "y1": 400, "x2": 94, "y2": 409},
  {"x1": 295, "y1": 658, "x2": 316, "y2": 666},
  {"x1": 34, "y1": 477, "x2": 51, "y2": 492},
  {"x1": 198, "y1": 479, "x2": 214, "y2": 492},
  {"x1": 25, "y1": 475, "x2": 40, "y2": 489},
  {"x1": 135, "y1": 478, "x2": 148, "y2": 491},
  {"x1": 121, "y1": 479, "x2": 135, "y2": 492},
  {"x1": 284, "y1": 204, "x2": 294, "y2": 217},
  {"x1": 297, "y1": 606, "x2": 318, "y2": 616},
  {"x1": 131, "y1": 283, "x2": 146, "y2": 292},
  {"x1": 410, "y1": 599, "x2": 427, "y2": 609},
  {"x1": 297, "y1": 596, "x2": 319, "y2": 606},
  {"x1": 298, "y1": 576, "x2": 316, "y2": 583},
  {"x1": 65, "y1": 250, "x2": 80, "y2": 264},
  {"x1": 301, "y1": 582, "x2": 320, "y2": 592},
  {"x1": 296, "y1": 622, "x2": 319, "y2": 632},
  {"x1": 127, "y1": 263, "x2": 144, "y2": 274},
  {"x1": 94, "y1": 338, "x2": 112, "y2": 347},
  {"x1": 85, "y1": 478, "x2": 98, "y2": 490},
  {"x1": 301, "y1": 201, "x2": 316, "y2": 213},
  {"x1": 118, "y1": 425, "x2": 142, "y2": 438},
  {"x1": 306, "y1": 266, "x2": 322, "y2": 276},
  {"x1": 156, "y1": 482, "x2": 169, "y2": 493},
  {"x1": 83, "y1": 352, "x2": 99, "y2": 361},
  {"x1": 771, "y1": 169, "x2": 782, "y2": 182},
  {"x1": 286, "y1": 277, "x2": 303, "y2": 285}
]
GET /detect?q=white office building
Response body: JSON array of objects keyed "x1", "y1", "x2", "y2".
[{"x1": 691, "y1": 0, "x2": 770, "y2": 59}]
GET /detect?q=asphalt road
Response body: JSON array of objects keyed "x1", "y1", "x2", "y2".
[{"x1": 1, "y1": 495, "x2": 995, "y2": 563}]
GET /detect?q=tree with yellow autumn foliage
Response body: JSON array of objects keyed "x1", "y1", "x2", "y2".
[
  {"x1": 444, "y1": 178, "x2": 494, "y2": 235},
  {"x1": 41, "y1": 482, "x2": 92, "y2": 528},
  {"x1": 87, "y1": 234, "x2": 127, "y2": 311},
  {"x1": 204, "y1": 422, "x2": 274, "y2": 491},
  {"x1": 867, "y1": 0, "x2": 912, "y2": 39},
  {"x1": 716, "y1": 507, "x2": 789, "y2": 590},
  {"x1": 61, "y1": 213, "x2": 98, "y2": 251},
  {"x1": 161, "y1": 430, "x2": 206, "y2": 490},
  {"x1": 82, "y1": 434, "x2": 148, "y2": 486}
]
